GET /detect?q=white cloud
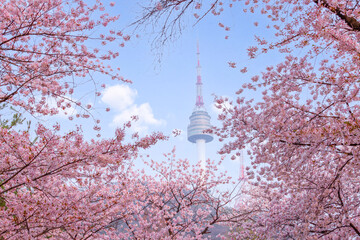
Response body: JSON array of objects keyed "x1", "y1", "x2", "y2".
[
  {"x1": 102, "y1": 84, "x2": 165, "y2": 134},
  {"x1": 102, "y1": 85, "x2": 137, "y2": 111},
  {"x1": 112, "y1": 103, "x2": 164, "y2": 133}
]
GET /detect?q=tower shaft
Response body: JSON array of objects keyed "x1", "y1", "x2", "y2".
[
  {"x1": 196, "y1": 139, "x2": 206, "y2": 171},
  {"x1": 240, "y1": 151, "x2": 245, "y2": 180}
]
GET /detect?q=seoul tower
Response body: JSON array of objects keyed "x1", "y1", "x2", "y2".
[{"x1": 187, "y1": 43, "x2": 213, "y2": 171}]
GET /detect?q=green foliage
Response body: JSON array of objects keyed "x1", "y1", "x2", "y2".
[
  {"x1": 0, "y1": 197, "x2": 6, "y2": 208},
  {"x1": 0, "y1": 104, "x2": 25, "y2": 129}
]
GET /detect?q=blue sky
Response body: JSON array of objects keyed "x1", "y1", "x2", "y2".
[{"x1": 39, "y1": 0, "x2": 285, "y2": 180}]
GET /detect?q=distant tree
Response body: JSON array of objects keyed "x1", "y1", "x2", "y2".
[
  {"x1": 142, "y1": 0, "x2": 360, "y2": 238},
  {"x1": 115, "y1": 150, "x2": 241, "y2": 239}
]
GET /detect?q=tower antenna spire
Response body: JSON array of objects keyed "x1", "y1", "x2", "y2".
[
  {"x1": 197, "y1": 40, "x2": 201, "y2": 68},
  {"x1": 195, "y1": 41, "x2": 204, "y2": 108}
]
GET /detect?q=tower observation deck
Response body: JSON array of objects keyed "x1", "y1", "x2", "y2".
[{"x1": 187, "y1": 43, "x2": 213, "y2": 170}]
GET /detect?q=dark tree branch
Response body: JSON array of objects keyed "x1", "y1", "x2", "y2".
[{"x1": 314, "y1": 0, "x2": 360, "y2": 31}]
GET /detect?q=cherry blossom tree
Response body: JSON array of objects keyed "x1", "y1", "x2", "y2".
[
  {"x1": 115, "y1": 150, "x2": 241, "y2": 239},
  {"x1": 141, "y1": 0, "x2": 360, "y2": 238},
  {"x1": 0, "y1": 0, "x2": 129, "y2": 118},
  {"x1": 0, "y1": 0, "x2": 169, "y2": 238},
  {"x1": 0, "y1": 1, "x2": 243, "y2": 239},
  {"x1": 1, "y1": 120, "x2": 242, "y2": 239},
  {"x1": 0, "y1": 123, "x2": 167, "y2": 239}
]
